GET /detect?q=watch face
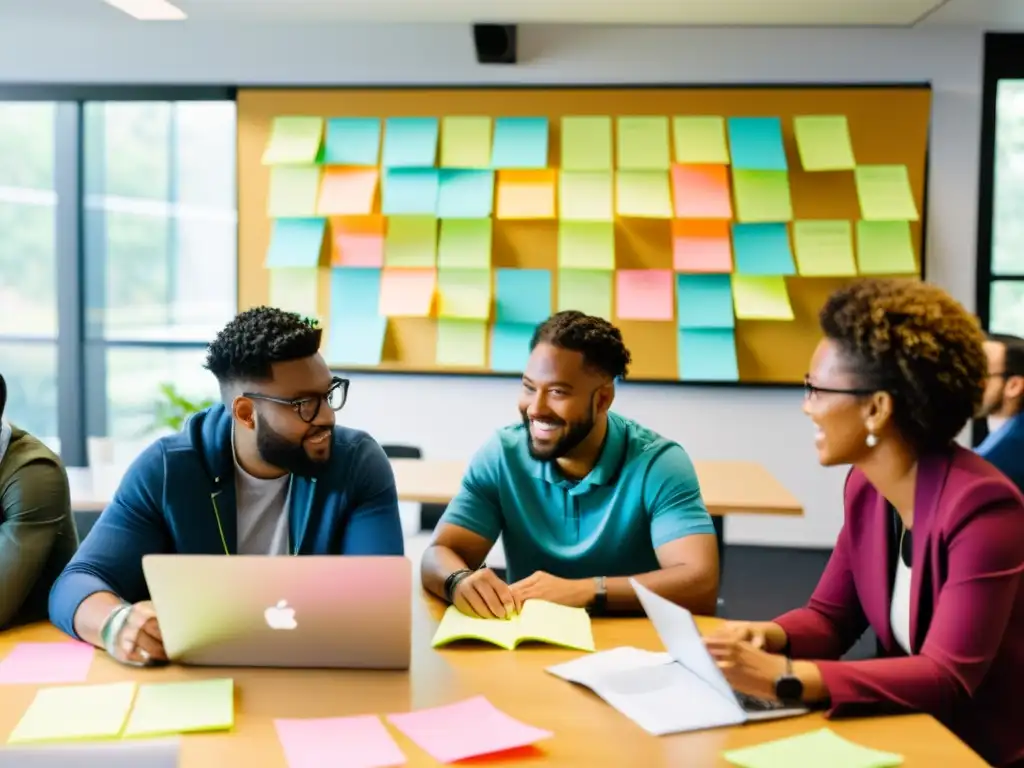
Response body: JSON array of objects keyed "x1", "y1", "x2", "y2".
[{"x1": 775, "y1": 675, "x2": 803, "y2": 702}]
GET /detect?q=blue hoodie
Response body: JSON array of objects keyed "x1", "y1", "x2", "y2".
[{"x1": 49, "y1": 404, "x2": 404, "y2": 638}]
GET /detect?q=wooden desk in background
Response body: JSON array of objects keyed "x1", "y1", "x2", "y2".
[{"x1": 0, "y1": 593, "x2": 983, "y2": 767}]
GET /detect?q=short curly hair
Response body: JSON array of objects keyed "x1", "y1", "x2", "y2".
[
  {"x1": 205, "y1": 306, "x2": 322, "y2": 386},
  {"x1": 819, "y1": 278, "x2": 986, "y2": 453},
  {"x1": 530, "y1": 311, "x2": 632, "y2": 379}
]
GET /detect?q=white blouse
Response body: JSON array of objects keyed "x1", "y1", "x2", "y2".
[{"x1": 890, "y1": 546, "x2": 913, "y2": 654}]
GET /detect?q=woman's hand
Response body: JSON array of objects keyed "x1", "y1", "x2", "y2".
[
  {"x1": 705, "y1": 620, "x2": 787, "y2": 653},
  {"x1": 704, "y1": 634, "x2": 788, "y2": 700}
]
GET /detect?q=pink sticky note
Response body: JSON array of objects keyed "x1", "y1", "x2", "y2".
[
  {"x1": 331, "y1": 215, "x2": 385, "y2": 267},
  {"x1": 0, "y1": 641, "x2": 95, "y2": 684},
  {"x1": 672, "y1": 219, "x2": 733, "y2": 273},
  {"x1": 275, "y1": 715, "x2": 406, "y2": 768},
  {"x1": 387, "y1": 696, "x2": 551, "y2": 764},
  {"x1": 615, "y1": 269, "x2": 674, "y2": 321},
  {"x1": 671, "y1": 164, "x2": 732, "y2": 219}
]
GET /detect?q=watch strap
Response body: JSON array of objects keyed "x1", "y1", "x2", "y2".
[{"x1": 443, "y1": 568, "x2": 473, "y2": 603}]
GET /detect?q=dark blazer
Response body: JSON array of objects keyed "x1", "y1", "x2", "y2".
[
  {"x1": 977, "y1": 413, "x2": 1024, "y2": 495},
  {"x1": 774, "y1": 447, "x2": 1024, "y2": 768}
]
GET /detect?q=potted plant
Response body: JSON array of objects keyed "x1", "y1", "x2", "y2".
[{"x1": 153, "y1": 382, "x2": 216, "y2": 434}]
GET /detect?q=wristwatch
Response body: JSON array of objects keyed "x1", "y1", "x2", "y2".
[
  {"x1": 774, "y1": 657, "x2": 804, "y2": 706},
  {"x1": 590, "y1": 576, "x2": 607, "y2": 614}
]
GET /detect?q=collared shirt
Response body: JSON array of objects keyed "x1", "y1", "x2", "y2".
[{"x1": 439, "y1": 411, "x2": 714, "y2": 582}]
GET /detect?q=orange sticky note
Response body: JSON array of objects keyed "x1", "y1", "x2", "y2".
[
  {"x1": 672, "y1": 220, "x2": 733, "y2": 273},
  {"x1": 671, "y1": 165, "x2": 732, "y2": 219},
  {"x1": 379, "y1": 268, "x2": 435, "y2": 317},
  {"x1": 615, "y1": 269, "x2": 674, "y2": 321},
  {"x1": 330, "y1": 216, "x2": 384, "y2": 267},
  {"x1": 317, "y1": 168, "x2": 379, "y2": 215},
  {"x1": 496, "y1": 170, "x2": 556, "y2": 219}
]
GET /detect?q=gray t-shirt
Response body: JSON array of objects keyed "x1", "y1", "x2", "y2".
[{"x1": 232, "y1": 446, "x2": 290, "y2": 556}]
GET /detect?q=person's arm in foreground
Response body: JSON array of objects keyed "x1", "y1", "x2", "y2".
[
  {"x1": 0, "y1": 461, "x2": 72, "y2": 628},
  {"x1": 338, "y1": 437, "x2": 404, "y2": 555}
]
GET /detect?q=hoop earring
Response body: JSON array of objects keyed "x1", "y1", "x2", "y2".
[{"x1": 865, "y1": 432, "x2": 878, "y2": 448}]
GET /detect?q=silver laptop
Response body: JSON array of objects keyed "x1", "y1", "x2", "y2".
[
  {"x1": 0, "y1": 739, "x2": 180, "y2": 767},
  {"x1": 142, "y1": 555, "x2": 411, "y2": 670}
]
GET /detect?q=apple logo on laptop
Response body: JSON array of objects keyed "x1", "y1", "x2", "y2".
[{"x1": 264, "y1": 599, "x2": 298, "y2": 630}]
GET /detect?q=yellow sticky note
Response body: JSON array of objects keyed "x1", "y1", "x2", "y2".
[
  {"x1": 384, "y1": 216, "x2": 437, "y2": 268},
  {"x1": 856, "y1": 220, "x2": 917, "y2": 274},
  {"x1": 436, "y1": 319, "x2": 487, "y2": 367},
  {"x1": 731, "y1": 275, "x2": 794, "y2": 321},
  {"x1": 496, "y1": 170, "x2": 556, "y2": 219},
  {"x1": 557, "y1": 269, "x2": 613, "y2": 319},
  {"x1": 617, "y1": 116, "x2": 671, "y2": 170},
  {"x1": 615, "y1": 170, "x2": 672, "y2": 218},
  {"x1": 8, "y1": 682, "x2": 137, "y2": 743},
  {"x1": 794, "y1": 115, "x2": 855, "y2": 171},
  {"x1": 432, "y1": 600, "x2": 595, "y2": 652},
  {"x1": 123, "y1": 679, "x2": 234, "y2": 738},
  {"x1": 559, "y1": 171, "x2": 613, "y2": 221},
  {"x1": 437, "y1": 268, "x2": 491, "y2": 319},
  {"x1": 268, "y1": 166, "x2": 322, "y2": 217},
  {"x1": 561, "y1": 116, "x2": 613, "y2": 171},
  {"x1": 732, "y1": 170, "x2": 793, "y2": 223},
  {"x1": 672, "y1": 116, "x2": 730, "y2": 164},
  {"x1": 723, "y1": 727, "x2": 904, "y2": 768},
  {"x1": 270, "y1": 267, "x2": 320, "y2": 317},
  {"x1": 441, "y1": 116, "x2": 492, "y2": 168},
  {"x1": 792, "y1": 220, "x2": 857, "y2": 276},
  {"x1": 558, "y1": 221, "x2": 615, "y2": 270},
  {"x1": 854, "y1": 165, "x2": 919, "y2": 221},
  {"x1": 438, "y1": 218, "x2": 493, "y2": 269},
  {"x1": 262, "y1": 116, "x2": 323, "y2": 165}
]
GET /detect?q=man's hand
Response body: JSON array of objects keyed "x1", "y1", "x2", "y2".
[
  {"x1": 509, "y1": 571, "x2": 595, "y2": 608},
  {"x1": 111, "y1": 601, "x2": 167, "y2": 666},
  {"x1": 453, "y1": 569, "x2": 521, "y2": 619}
]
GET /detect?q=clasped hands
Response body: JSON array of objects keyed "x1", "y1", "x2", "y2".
[{"x1": 452, "y1": 568, "x2": 594, "y2": 619}]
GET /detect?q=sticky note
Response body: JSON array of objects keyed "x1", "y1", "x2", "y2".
[
  {"x1": 732, "y1": 170, "x2": 793, "y2": 223},
  {"x1": 441, "y1": 116, "x2": 492, "y2": 168},
  {"x1": 491, "y1": 323, "x2": 535, "y2": 373},
  {"x1": 438, "y1": 218, "x2": 492, "y2": 269},
  {"x1": 727, "y1": 117, "x2": 788, "y2": 171},
  {"x1": 268, "y1": 166, "x2": 321, "y2": 217},
  {"x1": 677, "y1": 273, "x2": 736, "y2": 329},
  {"x1": 792, "y1": 220, "x2": 857, "y2": 276},
  {"x1": 496, "y1": 170, "x2": 556, "y2": 219},
  {"x1": 856, "y1": 220, "x2": 917, "y2": 274},
  {"x1": 672, "y1": 220, "x2": 733, "y2": 273},
  {"x1": 438, "y1": 268, "x2": 491, "y2": 319},
  {"x1": 384, "y1": 216, "x2": 436, "y2": 268},
  {"x1": 732, "y1": 223, "x2": 796, "y2": 275},
  {"x1": 854, "y1": 165, "x2": 919, "y2": 221},
  {"x1": 316, "y1": 168, "x2": 378, "y2": 215},
  {"x1": 616, "y1": 270, "x2": 674, "y2": 321},
  {"x1": 386, "y1": 695, "x2": 553, "y2": 764},
  {"x1": 123, "y1": 679, "x2": 234, "y2": 738},
  {"x1": 8, "y1": 681, "x2": 137, "y2": 743},
  {"x1": 616, "y1": 170, "x2": 673, "y2": 218},
  {"x1": 331, "y1": 266, "x2": 381, "y2": 318},
  {"x1": 617, "y1": 116, "x2": 671, "y2": 170},
  {"x1": 436, "y1": 319, "x2": 488, "y2": 367},
  {"x1": 270, "y1": 268, "x2": 319, "y2": 317},
  {"x1": 732, "y1": 275, "x2": 794, "y2": 321},
  {"x1": 330, "y1": 215, "x2": 385, "y2": 267},
  {"x1": 382, "y1": 168, "x2": 439, "y2": 215},
  {"x1": 561, "y1": 116, "x2": 613, "y2": 171},
  {"x1": 262, "y1": 116, "x2": 323, "y2": 165},
  {"x1": 496, "y1": 268, "x2": 552, "y2": 325},
  {"x1": 0, "y1": 642, "x2": 94, "y2": 685},
  {"x1": 559, "y1": 170, "x2": 613, "y2": 221},
  {"x1": 323, "y1": 117, "x2": 381, "y2": 166},
  {"x1": 671, "y1": 165, "x2": 732, "y2": 219},
  {"x1": 266, "y1": 218, "x2": 326, "y2": 268},
  {"x1": 437, "y1": 169, "x2": 494, "y2": 218},
  {"x1": 557, "y1": 269, "x2": 612, "y2": 319},
  {"x1": 794, "y1": 115, "x2": 855, "y2": 171},
  {"x1": 379, "y1": 268, "x2": 435, "y2": 317},
  {"x1": 723, "y1": 727, "x2": 904, "y2": 768},
  {"x1": 672, "y1": 116, "x2": 730, "y2": 164},
  {"x1": 327, "y1": 316, "x2": 387, "y2": 366},
  {"x1": 558, "y1": 221, "x2": 615, "y2": 271},
  {"x1": 491, "y1": 117, "x2": 549, "y2": 169},
  {"x1": 679, "y1": 328, "x2": 739, "y2": 381},
  {"x1": 275, "y1": 715, "x2": 407, "y2": 768},
  {"x1": 381, "y1": 117, "x2": 438, "y2": 168}
]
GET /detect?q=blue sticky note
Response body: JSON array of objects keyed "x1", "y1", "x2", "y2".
[
  {"x1": 678, "y1": 328, "x2": 739, "y2": 381},
  {"x1": 495, "y1": 269, "x2": 551, "y2": 325},
  {"x1": 676, "y1": 274, "x2": 735, "y2": 329},
  {"x1": 491, "y1": 117, "x2": 549, "y2": 169},
  {"x1": 491, "y1": 323, "x2": 535, "y2": 373},
  {"x1": 437, "y1": 170, "x2": 494, "y2": 218},
  {"x1": 266, "y1": 218, "x2": 325, "y2": 268},
  {"x1": 382, "y1": 117, "x2": 439, "y2": 168},
  {"x1": 327, "y1": 316, "x2": 387, "y2": 366},
  {"x1": 331, "y1": 267, "x2": 381, "y2": 319},
  {"x1": 727, "y1": 117, "x2": 788, "y2": 171},
  {"x1": 324, "y1": 118, "x2": 381, "y2": 165},
  {"x1": 382, "y1": 168, "x2": 439, "y2": 215},
  {"x1": 732, "y1": 223, "x2": 795, "y2": 275}
]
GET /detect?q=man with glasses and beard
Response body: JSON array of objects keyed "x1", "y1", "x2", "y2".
[
  {"x1": 976, "y1": 332, "x2": 1024, "y2": 493},
  {"x1": 49, "y1": 307, "x2": 403, "y2": 666},
  {"x1": 422, "y1": 311, "x2": 719, "y2": 620}
]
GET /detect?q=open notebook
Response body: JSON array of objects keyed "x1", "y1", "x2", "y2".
[
  {"x1": 432, "y1": 600, "x2": 595, "y2": 652},
  {"x1": 546, "y1": 581, "x2": 807, "y2": 735}
]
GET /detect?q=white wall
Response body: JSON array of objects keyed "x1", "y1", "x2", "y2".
[{"x1": 0, "y1": 23, "x2": 985, "y2": 547}]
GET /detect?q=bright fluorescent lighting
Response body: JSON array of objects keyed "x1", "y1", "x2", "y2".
[{"x1": 104, "y1": 0, "x2": 187, "y2": 20}]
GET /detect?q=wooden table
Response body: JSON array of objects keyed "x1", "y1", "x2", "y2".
[{"x1": 0, "y1": 595, "x2": 983, "y2": 766}]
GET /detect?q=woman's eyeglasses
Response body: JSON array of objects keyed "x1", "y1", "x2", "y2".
[{"x1": 803, "y1": 375, "x2": 876, "y2": 400}]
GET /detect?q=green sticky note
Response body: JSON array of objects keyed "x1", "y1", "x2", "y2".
[
  {"x1": 854, "y1": 165, "x2": 919, "y2": 221},
  {"x1": 268, "y1": 166, "x2": 321, "y2": 217},
  {"x1": 384, "y1": 216, "x2": 437, "y2": 268},
  {"x1": 262, "y1": 116, "x2": 323, "y2": 165},
  {"x1": 560, "y1": 171, "x2": 613, "y2": 221},
  {"x1": 431, "y1": 600, "x2": 595, "y2": 651},
  {"x1": 617, "y1": 116, "x2": 671, "y2": 170},
  {"x1": 672, "y1": 116, "x2": 730, "y2": 164},
  {"x1": 438, "y1": 218, "x2": 493, "y2": 269},
  {"x1": 438, "y1": 268, "x2": 491, "y2": 319},
  {"x1": 436, "y1": 318, "x2": 487, "y2": 366},
  {"x1": 561, "y1": 116, "x2": 613, "y2": 171},
  {"x1": 270, "y1": 267, "x2": 319, "y2": 316},
  {"x1": 731, "y1": 275, "x2": 794, "y2": 321},
  {"x1": 856, "y1": 220, "x2": 917, "y2": 274},
  {"x1": 792, "y1": 220, "x2": 857, "y2": 276},
  {"x1": 441, "y1": 116, "x2": 492, "y2": 168},
  {"x1": 557, "y1": 269, "x2": 612, "y2": 319},
  {"x1": 732, "y1": 170, "x2": 793, "y2": 223},
  {"x1": 558, "y1": 221, "x2": 615, "y2": 270},
  {"x1": 616, "y1": 170, "x2": 672, "y2": 218},
  {"x1": 8, "y1": 682, "x2": 137, "y2": 743},
  {"x1": 794, "y1": 116, "x2": 855, "y2": 171},
  {"x1": 723, "y1": 727, "x2": 904, "y2": 768},
  {"x1": 123, "y1": 679, "x2": 234, "y2": 738}
]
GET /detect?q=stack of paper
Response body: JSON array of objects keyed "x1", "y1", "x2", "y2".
[{"x1": 432, "y1": 599, "x2": 596, "y2": 652}]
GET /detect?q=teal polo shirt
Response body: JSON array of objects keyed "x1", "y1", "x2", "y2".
[{"x1": 439, "y1": 411, "x2": 715, "y2": 583}]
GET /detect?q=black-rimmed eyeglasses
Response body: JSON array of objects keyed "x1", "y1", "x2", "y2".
[
  {"x1": 243, "y1": 377, "x2": 350, "y2": 423},
  {"x1": 803, "y1": 375, "x2": 876, "y2": 400}
]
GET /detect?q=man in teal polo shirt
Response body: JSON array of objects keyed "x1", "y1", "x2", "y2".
[{"x1": 421, "y1": 311, "x2": 719, "y2": 619}]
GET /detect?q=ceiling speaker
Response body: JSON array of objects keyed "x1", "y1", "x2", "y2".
[{"x1": 472, "y1": 24, "x2": 517, "y2": 64}]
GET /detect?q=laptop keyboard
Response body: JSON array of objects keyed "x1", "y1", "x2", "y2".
[{"x1": 735, "y1": 691, "x2": 791, "y2": 712}]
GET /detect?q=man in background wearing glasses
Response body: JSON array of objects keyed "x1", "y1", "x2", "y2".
[
  {"x1": 49, "y1": 307, "x2": 404, "y2": 666},
  {"x1": 976, "y1": 332, "x2": 1024, "y2": 493}
]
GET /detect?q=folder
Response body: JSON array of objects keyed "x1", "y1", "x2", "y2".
[{"x1": 432, "y1": 600, "x2": 595, "y2": 652}]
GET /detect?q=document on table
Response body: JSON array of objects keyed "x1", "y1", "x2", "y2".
[{"x1": 432, "y1": 599, "x2": 595, "y2": 651}]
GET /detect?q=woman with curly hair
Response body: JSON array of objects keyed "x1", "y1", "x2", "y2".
[{"x1": 705, "y1": 278, "x2": 1024, "y2": 768}]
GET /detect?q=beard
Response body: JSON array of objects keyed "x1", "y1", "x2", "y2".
[
  {"x1": 255, "y1": 414, "x2": 330, "y2": 478},
  {"x1": 520, "y1": 409, "x2": 595, "y2": 462}
]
